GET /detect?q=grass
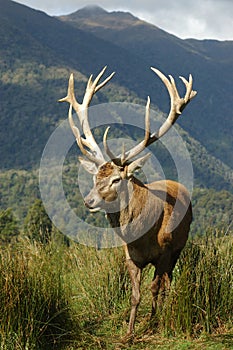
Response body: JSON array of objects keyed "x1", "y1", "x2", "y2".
[
  {"x1": 0, "y1": 232, "x2": 232, "y2": 349},
  {"x1": 0, "y1": 239, "x2": 75, "y2": 349}
]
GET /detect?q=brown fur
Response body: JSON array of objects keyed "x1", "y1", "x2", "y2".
[
  {"x1": 97, "y1": 162, "x2": 115, "y2": 179},
  {"x1": 122, "y1": 179, "x2": 192, "y2": 335}
]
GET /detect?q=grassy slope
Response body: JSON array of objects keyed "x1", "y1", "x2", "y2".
[{"x1": 0, "y1": 234, "x2": 232, "y2": 349}]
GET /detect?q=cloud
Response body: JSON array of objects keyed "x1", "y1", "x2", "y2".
[
  {"x1": 128, "y1": 0, "x2": 233, "y2": 40},
  {"x1": 16, "y1": 0, "x2": 233, "y2": 40}
]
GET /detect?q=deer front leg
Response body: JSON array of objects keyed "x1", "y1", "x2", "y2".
[{"x1": 126, "y1": 259, "x2": 142, "y2": 335}]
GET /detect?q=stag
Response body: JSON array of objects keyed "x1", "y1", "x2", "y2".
[{"x1": 60, "y1": 66, "x2": 197, "y2": 336}]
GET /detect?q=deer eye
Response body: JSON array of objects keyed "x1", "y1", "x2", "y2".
[{"x1": 111, "y1": 177, "x2": 121, "y2": 186}]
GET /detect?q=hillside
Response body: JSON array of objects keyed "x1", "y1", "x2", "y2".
[
  {"x1": 0, "y1": 0, "x2": 147, "y2": 168},
  {"x1": 0, "y1": 0, "x2": 232, "y2": 194},
  {"x1": 59, "y1": 5, "x2": 233, "y2": 168}
]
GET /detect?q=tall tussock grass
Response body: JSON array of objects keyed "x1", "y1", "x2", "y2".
[
  {"x1": 0, "y1": 239, "x2": 75, "y2": 350},
  {"x1": 159, "y1": 232, "x2": 233, "y2": 337},
  {"x1": 0, "y1": 231, "x2": 232, "y2": 349}
]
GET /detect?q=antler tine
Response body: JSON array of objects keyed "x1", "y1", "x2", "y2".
[
  {"x1": 122, "y1": 96, "x2": 151, "y2": 163},
  {"x1": 83, "y1": 66, "x2": 115, "y2": 105},
  {"x1": 94, "y1": 67, "x2": 116, "y2": 93},
  {"x1": 58, "y1": 73, "x2": 79, "y2": 109},
  {"x1": 144, "y1": 96, "x2": 151, "y2": 142},
  {"x1": 103, "y1": 126, "x2": 119, "y2": 162},
  {"x1": 179, "y1": 74, "x2": 197, "y2": 104},
  {"x1": 121, "y1": 143, "x2": 126, "y2": 164}
]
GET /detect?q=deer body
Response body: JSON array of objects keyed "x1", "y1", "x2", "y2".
[
  {"x1": 85, "y1": 164, "x2": 192, "y2": 334},
  {"x1": 117, "y1": 179, "x2": 192, "y2": 267},
  {"x1": 60, "y1": 66, "x2": 196, "y2": 335}
]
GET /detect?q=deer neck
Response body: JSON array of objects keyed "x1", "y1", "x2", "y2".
[{"x1": 107, "y1": 177, "x2": 153, "y2": 241}]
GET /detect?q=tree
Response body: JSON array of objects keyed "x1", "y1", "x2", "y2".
[
  {"x1": 0, "y1": 208, "x2": 20, "y2": 244},
  {"x1": 24, "y1": 199, "x2": 52, "y2": 244}
]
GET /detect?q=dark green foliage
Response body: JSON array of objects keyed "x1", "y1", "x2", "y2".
[
  {"x1": 24, "y1": 199, "x2": 52, "y2": 244},
  {"x1": 0, "y1": 170, "x2": 39, "y2": 222},
  {"x1": 191, "y1": 188, "x2": 233, "y2": 236},
  {"x1": 0, "y1": 208, "x2": 19, "y2": 244}
]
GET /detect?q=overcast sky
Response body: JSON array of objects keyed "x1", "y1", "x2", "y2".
[{"x1": 15, "y1": 0, "x2": 233, "y2": 40}]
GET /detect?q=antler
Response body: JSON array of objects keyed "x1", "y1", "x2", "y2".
[
  {"x1": 59, "y1": 66, "x2": 115, "y2": 165},
  {"x1": 104, "y1": 68, "x2": 197, "y2": 164},
  {"x1": 60, "y1": 66, "x2": 196, "y2": 168}
]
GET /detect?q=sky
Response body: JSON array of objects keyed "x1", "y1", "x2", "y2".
[{"x1": 15, "y1": 0, "x2": 233, "y2": 41}]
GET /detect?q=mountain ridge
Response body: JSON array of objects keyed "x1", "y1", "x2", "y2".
[{"x1": 58, "y1": 5, "x2": 233, "y2": 168}]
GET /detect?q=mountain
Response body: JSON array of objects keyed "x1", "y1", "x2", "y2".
[
  {"x1": 0, "y1": 0, "x2": 152, "y2": 168},
  {"x1": 0, "y1": 0, "x2": 232, "y2": 193},
  {"x1": 59, "y1": 6, "x2": 233, "y2": 168}
]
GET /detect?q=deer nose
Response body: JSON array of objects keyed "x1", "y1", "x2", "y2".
[{"x1": 84, "y1": 198, "x2": 95, "y2": 209}]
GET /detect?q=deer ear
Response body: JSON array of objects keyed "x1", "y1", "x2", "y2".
[
  {"x1": 78, "y1": 157, "x2": 98, "y2": 174},
  {"x1": 127, "y1": 153, "x2": 151, "y2": 177}
]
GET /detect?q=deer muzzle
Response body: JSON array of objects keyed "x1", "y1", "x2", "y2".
[{"x1": 84, "y1": 189, "x2": 103, "y2": 213}]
